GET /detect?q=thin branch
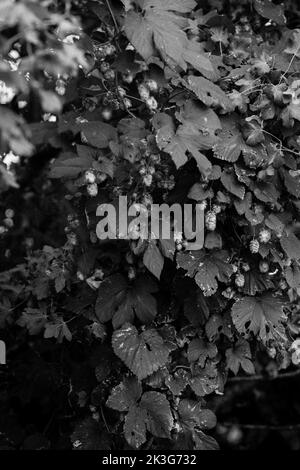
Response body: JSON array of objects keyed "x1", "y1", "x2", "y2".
[
  {"x1": 221, "y1": 421, "x2": 300, "y2": 431},
  {"x1": 261, "y1": 129, "x2": 300, "y2": 157},
  {"x1": 125, "y1": 94, "x2": 146, "y2": 105},
  {"x1": 105, "y1": 0, "x2": 119, "y2": 33},
  {"x1": 100, "y1": 405, "x2": 111, "y2": 433},
  {"x1": 279, "y1": 44, "x2": 300, "y2": 84},
  {"x1": 227, "y1": 368, "x2": 300, "y2": 384}
]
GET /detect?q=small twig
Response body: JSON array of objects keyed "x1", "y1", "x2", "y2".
[
  {"x1": 261, "y1": 129, "x2": 300, "y2": 157},
  {"x1": 279, "y1": 44, "x2": 300, "y2": 84},
  {"x1": 221, "y1": 421, "x2": 300, "y2": 431},
  {"x1": 240, "y1": 85, "x2": 263, "y2": 95},
  {"x1": 100, "y1": 405, "x2": 111, "y2": 433},
  {"x1": 227, "y1": 368, "x2": 300, "y2": 384},
  {"x1": 105, "y1": 0, "x2": 119, "y2": 33},
  {"x1": 125, "y1": 94, "x2": 146, "y2": 105}
]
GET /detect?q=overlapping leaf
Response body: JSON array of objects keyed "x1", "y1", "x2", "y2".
[
  {"x1": 177, "y1": 250, "x2": 233, "y2": 296},
  {"x1": 186, "y1": 76, "x2": 234, "y2": 112},
  {"x1": 95, "y1": 274, "x2": 158, "y2": 328},
  {"x1": 107, "y1": 377, "x2": 173, "y2": 448},
  {"x1": 231, "y1": 294, "x2": 287, "y2": 343},
  {"x1": 225, "y1": 339, "x2": 255, "y2": 375},
  {"x1": 124, "y1": 1, "x2": 218, "y2": 79},
  {"x1": 156, "y1": 116, "x2": 212, "y2": 175},
  {"x1": 112, "y1": 323, "x2": 170, "y2": 380}
]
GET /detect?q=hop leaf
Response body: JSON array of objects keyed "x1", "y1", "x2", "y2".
[
  {"x1": 140, "y1": 391, "x2": 174, "y2": 439},
  {"x1": 178, "y1": 399, "x2": 217, "y2": 431},
  {"x1": 106, "y1": 377, "x2": 142, "y2": 412},
  {"x1": 187, "y1": 338, "x2": 218, "y2": 366},
  {"x1": 189, "y1": 362, "x2": 222, "y2": 397},
  {"x1": 213, "y1": 129, "x2": 245, "y2": 162},
  {"x1": 280, "y1": 232, "x2": 300, "y2": 260},
  {"x1": 112, "y1": 323, "x2": 170, "y2": 380},
  {"x1": 221, "y1": 172, "x2": 245, "y2": 200},
  {"x1": 107, "y1": 378, "x2": 173, "y2": 448},
  {"x1": 156, "y1": 118, "x2": 212, "y2": 175},
  {"x1": 143, "y1": 241, "x2": 164, "y2": 279},
  {"x1": 225, "y1": 339, "x2": 255, "y2": 375},
  {"x1": 95, "y1": 274, "x2": 158, "y2": 328},
  {"x1": 124, "y1": 405, "x2": 148, "y2": 448},
  {"x1": 186, "y1": 76, "x2": 234, "y2": 112},
  {"x1": 231, "y1": 294, "x2": 287, "y2": 343},
  {"x1": 254, "y1": 0, "x2": 286, "y2": 26},
  {"x1": 177, "y1": 250, "x2": 233, "y2": 296},
  {"x1": 124, "y1": 1, "x2": 217, "y2": 79}
]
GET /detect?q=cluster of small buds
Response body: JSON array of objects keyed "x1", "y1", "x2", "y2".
[
  {"x1": 122, "y1": 70, "x2": 134, "y2": 84},
  {"x1": 222, "y1": 287, "x2": 235, "y2": 299},
  {"x1": 102, "y1": 91, "x2": 119, "y2": 110},
  {"x1": 178, "y1": 240, "x2": 188, "y2": 251},
  {"x1": 138, "y1": 84, "x2": 150, "y2": 101},
  {"x1": 84, "y1": 170, "x2": 96, "y2": 184},
  {"x1": 104, "y1": 69, "x2": 115, "y2": 81},
  {"x1": 174, "y1": 232, "x2": 188, "y2": 251},
  {"x1": 157, "y1": 174, "x2": 175, "y2": 190},
  {"x1": 66, "y1": 213, "x2": 80, "y2": 230},
  {"x1": 98, "y1": 172, "x2": 107, "y2": 183},
  {"x1": 82, "y1": 97, "x2": 97, "y2": 112},
  {"x1": 0, "y1": 80, "x2": 16, "y2": 104},
  {"x1": 8, "y1": 49, "x2": 20, "y2": 60},
  {"x1": 139, "y1": 162, "x2": 155, "y2": 187},
  {"x1": 94, "y1": 43, "x2": 116, "y2": 61},
  {"x1": 103, "y1": 88, "x2": 132, "y2": 110},
  {"x1": 241, "y1": 262, "x2": 250, "y2": 272},
  {"x1": 279, "y1": 278, "x2": 287, "y2": 290},
  {"x1": 87, "y1": 182, "x2": 98, "y2": 197},
  {"x1": 102, "y1": 108, "x2": 112, "y2": 121},
  {"x1": 77, "y1": 271, "x2": 85, "y2": 281},
  {"x1": 123, "y1": 97, "x2": 132, "y2": 109},
  {"x1": 259, "y1": 260, "x2": 269, "y2": 273},
  {"x1": 138, "y1": 80, "x2": 158, "y2": 111},
  {"x1": 205, "y1": 210, "x2": 217, "y2": 231},
  {"x1": 235, "y1": 273, "x2": 245, "y2": 288},
  {"x1": 0, "y1": 208, "x2": 15, "y2": 234},
  {"x1": 146, "y1": 96, "x2": 158, "y2": 111},
  {"x1": 250, "y1": 239, "x2": 260, "y2": 253},
  {"x1": 149, "y1": 153, "x2": 161, "y2": 164},
  {"x1": 67, "y1": 232, "x2": 78, "y2": 246},
  {"x1": 141, "y1": 193, "x2": 153, "y2": 207},
  {"x1": 86, "y1": 268, "x2": 104, "y2": 290},
  {"x1": 258, "y1": 228, "x2": 271, "y2": 244},
  {"x1": 145, "y1": 79, "x2": 158, "y2": 93},
  {"x1": 117, "y1": 86, "x2": 126, "y2": 98},
  {"x1": 212, "y1": 204, "x2": 222, "y2": 214},
  {"x1": 267, "y1": 346, "x2": 277, "y2": 359},
  {"x1": 290, "y1": 339, "x2": 300, "y2": 365},
  {"x1": 198, "y1": 200, "x2": 207, "y2": 210},
  {"x1": 55, "y1": 78, "x2": 66, "y2": 96},
  {"x1": 99, "y1": 61, "x2": 115, "y2": 81},
  {"x1": 231, "y1": 264, "x2": 238, "y2": 273},
  {"x1": 143, "y1": 174, "x2": 152, "y2": 186},
  {"x1": 128, "y1": 266, "x2": 136, "y2": 280}
]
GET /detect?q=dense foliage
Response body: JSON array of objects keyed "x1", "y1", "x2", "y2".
[{"x1": 1, "y1": 0, "x2": 300, "y2": 451}]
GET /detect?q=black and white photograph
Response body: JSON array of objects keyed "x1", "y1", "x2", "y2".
[{"x1": 0, "y1": 0, "x2": 300, "y2": 455}]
